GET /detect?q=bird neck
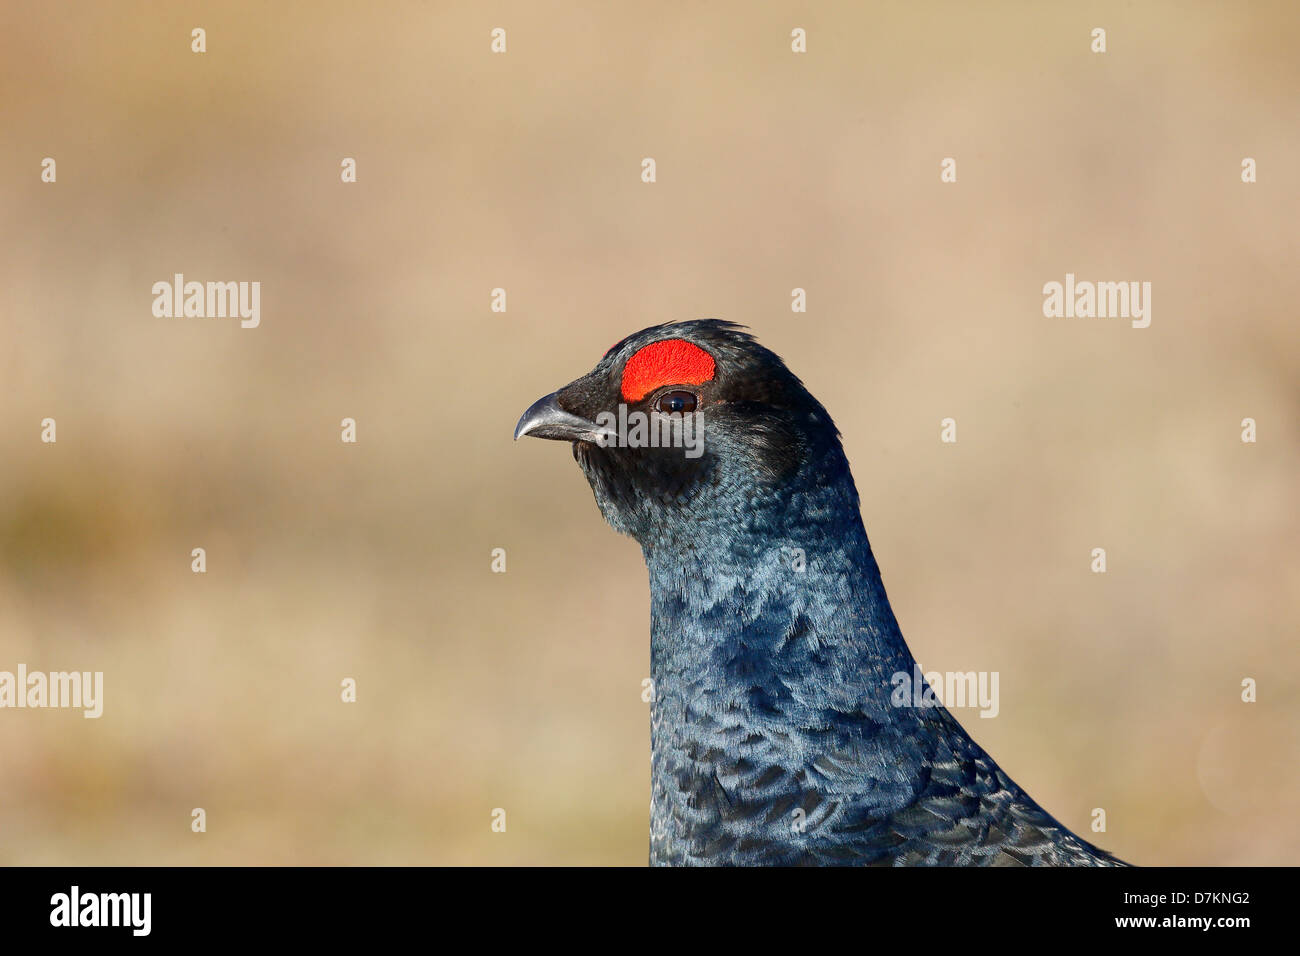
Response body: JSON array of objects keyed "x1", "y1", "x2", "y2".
[{"x1": 641, "y1": 448, "x2": 925, "y2": 863}]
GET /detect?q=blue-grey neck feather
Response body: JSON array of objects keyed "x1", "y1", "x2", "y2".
[
  {"x1": 639, "y1": 440, "x2": 1122, "y2": 866},
  {"x1": 646, "y1": 438, "x2": 913, "y2": 861}
]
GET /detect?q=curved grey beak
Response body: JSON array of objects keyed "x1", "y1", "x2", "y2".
[{"x1": 514, "y1": 392, "x2": 605, "y2": 443}]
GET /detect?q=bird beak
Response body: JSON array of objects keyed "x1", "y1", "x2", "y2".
[{"x1": 514, "y1": 391, "x2": 605, "y2": 443}]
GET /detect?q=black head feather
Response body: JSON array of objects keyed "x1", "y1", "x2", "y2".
[{"x1": 549, "y1": 320, "x2": 848, "y2": 548}]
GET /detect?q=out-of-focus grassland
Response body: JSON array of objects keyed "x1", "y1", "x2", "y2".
[{"x1": 0, "y1": 1, "x2": 1296, "y2": 864}]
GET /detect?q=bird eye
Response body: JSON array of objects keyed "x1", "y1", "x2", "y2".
[{"x1": 655, "y1": 390, "x2": 697, "y2": 414}]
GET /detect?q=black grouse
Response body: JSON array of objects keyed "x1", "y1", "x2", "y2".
[{"x1": 514, "y1": 320, "x2": 1127, "y2": 866}]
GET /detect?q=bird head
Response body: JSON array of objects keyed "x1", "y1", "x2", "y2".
[{"x1": 514, "y1": 320, "x2": 851, "y2": 549}]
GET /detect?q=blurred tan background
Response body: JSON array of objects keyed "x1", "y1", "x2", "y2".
[{"x1": 1, "y1": 1, "x2": 1297, "y2": 865}]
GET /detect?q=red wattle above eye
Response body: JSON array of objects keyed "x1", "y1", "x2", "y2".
[{"x1": 620, "y1": 339, "x2": 716, "y2": 402}]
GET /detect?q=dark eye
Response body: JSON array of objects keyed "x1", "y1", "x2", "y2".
[{"x1": 655, "y1": 390, "x2": 697, "y2": 414}]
